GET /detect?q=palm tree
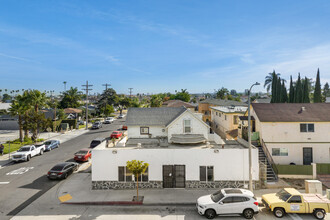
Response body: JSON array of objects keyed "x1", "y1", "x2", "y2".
[
  {"x1": 9, "y1": 95, "x2": 28, "y2": 142},
  {"x1": 264, "y1": 70, "x2": 282, "y2": 93},
  {"x1": 63, "y1": 81, "x2": 67, "y2": 91},
  {"x1": 59, "y1": 87, "x2": 82, "y2": 108}
]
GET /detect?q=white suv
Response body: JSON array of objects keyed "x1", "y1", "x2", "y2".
[{"x1": 196, "y1": 188, "x2": 259, "y2": 219}]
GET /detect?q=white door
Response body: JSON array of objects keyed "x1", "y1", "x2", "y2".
[
  {"x1": 216, "y1": 197, "x2": 234, "y2": 214},
  {"x1": 31, "y1": 146, "x2": 37, "y2": 157}
]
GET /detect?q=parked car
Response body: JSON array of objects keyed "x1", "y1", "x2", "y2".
[
  {"x1": 74, "y1": 148, "x2": 92, "y2": 162},
  {"x1": 12, "y1": 145, "x2": 45, "y2": 162},
  {"x1": 47, "y1": 162, "x2": 79, "y2": 180},
  {"x1": 104, "y1": 117, "x2": 114, "y2": 124},
  {"x1": 196, "y1": 188, "x2": 259, "y2": 219},
  {"x1": 77, "y1": 120, "x2": 85, "y2": 125},
  {"x1": 118, "y1": 114, "x2": 124, "y2": 119},
  {"x1": 122, "y1": 125, "x2": 127, "y2": 130},
  {"x1": 91, "y1": 121, "x2": 102, "y2": 129},
  {"x1": 44, "y1": 140, "x2": 60, "y2": 151},
  {"x1": 110, "y1": 131, "x2": 123, "y2": 139},
  {"x1": 262, "y1": 188, "x2": 330, "y2": 219},
  {"x1": 90, "y1": 138, "x2": 105, "y2": 148}
]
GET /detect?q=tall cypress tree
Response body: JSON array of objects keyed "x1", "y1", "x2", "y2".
[
  {"x1": 303, "y1": 77, "x2": 310, "y2": 103},
  {"x1": 313, "y1": 68, "x2": 322, "y2": 103},
  {"x1": 276, "y1": 77, "x2": 282, "y2": 102},
  {"x1": 294, "y1": 73, "x2": 303, "y2": 103},
  {"x1": 281, "y1": 80, "x2": 288, "y2": 103},
  {"x1": 289, "y1": 75, "x2": 295, "y2": 103},
  {"x1": 270, "y1": 71, "x2": 277, "y2": 103}
]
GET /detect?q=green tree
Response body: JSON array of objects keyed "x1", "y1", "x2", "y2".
[
  {"x1": 174, "y1": 89, "x2": 190, "y2": 102},
  {"x1": 2, "y1": 93, "x2": 12, "y2": 102},
  {"x1": 322, "y1": 82, "x2": 330, "y2": 101},
  {"x1": 126, "y1": 160, "x2": 149, "y2": 200},
  {"x1": 313, "y1": 68, "x2": 322, "y2": 103},
  {"x1": 98, "y1": 88, "x2": 119, "y2": 106},
  {"x1": 289, "y1": 75, "x2": 295, "y2": 103},
  {"x1": 270, "y1": 71, "x2": 278, "y2": 103},
  {"x1": 276, "y1": 77, "x2": 282, "y2": 102},
  {"x1": 9, "y1": 95, "x2": 27, "y2": 142},
  {"x1": 215, "y1": 87, "x2": 229, "y2": 99},
  {"x1": 302, "y1": 77, "x2": 310, "y2": 103},
  {"x1": 59, "y1": 87, "x2": 82, "y2": 108},
  {"x1": 265, "y1": 70, "x2": 281, "y2": 93},
  {"x1": 150, "y1": 95, "x2": 163, "y2": 107},
  {"x1": 294, "y1": 73, "x2": 303, "y2": 103},
  {"x1": 281, "y1": 80, "x2": 288, "y2": 103},
  {"x1": 100, "y1": 104, "x2": 114, "y2": 116},
  {"x1": 119, "y1": 97, "x2": 132, "y2": 108}
]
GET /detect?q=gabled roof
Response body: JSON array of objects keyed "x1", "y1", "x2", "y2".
[
  {"x1": 126, "y1": 107, "x2": 187, "y2": 126},
  {"x1": 252, "y1": 103, "x2": 330, "y2": 122},
  {"x1": 254, "y1": 98, "x2": 271, "y2": 103},
  {"x1": 64, "y1": 108, "x2": 82, "y2": 114},
  {"x1": 162, "y1": 100, "x2": 195, "y2": 108},
  {"x1": 200, "y1": 98, "x2": 247, "y2": 106}
]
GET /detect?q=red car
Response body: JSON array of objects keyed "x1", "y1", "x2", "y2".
[
  {"x1": 122, "y1": 125, "x2": 127, "y2": 130},
  {"x1": 110, "y1": 131, "x2": 123, "y2": 139},
  {"x1": 74, "y1": 148, "x2": 92, "y2": 162}
]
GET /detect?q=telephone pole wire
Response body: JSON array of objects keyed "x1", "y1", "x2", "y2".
[
  {"x1": 102, "y1": 83, "x2": 111, "y2": 91},
  {"x1": 82, "y1": 81, "x2": 93, "y2": 130}
]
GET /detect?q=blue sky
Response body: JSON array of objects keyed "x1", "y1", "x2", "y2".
[{"x1": 1, "y1": 0, "x2": 330, "y2": 95}]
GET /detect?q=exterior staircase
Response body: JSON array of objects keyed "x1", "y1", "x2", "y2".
[
  {"x1": 317, "y1": 174, "x2": 330, "y2": 188},
  {"x1": 255, "y1": 143, "x2": 278, "y2": 182}
]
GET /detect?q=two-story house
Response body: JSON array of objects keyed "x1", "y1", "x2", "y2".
[
  {"x1": 240, "y1": 103, "x2": 330, "y2": 165},
  {"x1": 210, "y1": 105, "x2": 248, "y2": 139},
  {"x1": 92, "y1": 107, "x2": 259, "y2": 190}
]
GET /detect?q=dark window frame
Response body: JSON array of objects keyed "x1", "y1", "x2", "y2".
[
  {"x1": 140, "y1": 127, "x2": 149, "y2": 135},
  {"x1": 200, "y1": 166, "x2": 214, "y2": 182},
  {"x1": 300, "y1": 123, "x2": 314, "y2": 132},
  {"x1": 118, "y1": 166, "x2": 149, "y2": 182}
]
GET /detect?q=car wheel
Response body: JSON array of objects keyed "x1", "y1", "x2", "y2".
[
  {"x1": 63, "y1": 173, "x2": 68, "y2": 179},
  {"x1": 39, "y1": 149, "x2": 44, "y2": 155},
  {"x1": 243, "y1": 209, "x2": 254, "y2": 219},
  {"x1": 313, "y1": 209, "x2": 325, "y2": 220},
  {"x1": 49, "y1": 147, "x2": 52, "y2": 151},
  {"x1": 26, "y1": 155, "x2": 31, "y2": 161},
  {"x1": 205, "y1": 209, "x2": 216, "y2": 219},
  {"x1": 273, "y1": 208, "x2": 285, "y2": 218}
]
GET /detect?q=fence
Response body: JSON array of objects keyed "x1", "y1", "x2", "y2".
[
  {"x1": 317, "y1": 163, "x2": 330, "y2": 175},
  {"x1": 274, "y1": 164, "x2": 313, "y2": 175}
]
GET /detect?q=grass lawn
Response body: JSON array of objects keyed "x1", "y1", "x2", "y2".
[{"x1": 3, "y1": 143, "x2": 23, "y2": 154}]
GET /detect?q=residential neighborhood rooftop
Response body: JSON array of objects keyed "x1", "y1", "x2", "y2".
[
  {"x1": 252, "y1": 103, "x2": 330, "y2": 122},
  {"x1": 162, "y1": 100, "x2": 196, "y2": 108},
  {"x1": 211, "y1": 105, "x2": 247, "y2": 113},
  {"x1": 200, "y1": 98, "x2": 248, "y2": 106},
  {"x1": 126, "y1": 107, "x2": 187, "y2": 126}
]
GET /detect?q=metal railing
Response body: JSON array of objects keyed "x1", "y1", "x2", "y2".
[{"x1": 260, "y1": 139, "x2": 278, "y2": 179}]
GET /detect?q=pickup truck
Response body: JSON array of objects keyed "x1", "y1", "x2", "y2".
[
  {"x1": 262, "y1": 188, "x2": 330, "y2": 219},
  {"x1": 11, "y1": 145, "x2": 45, "y2": 162}
]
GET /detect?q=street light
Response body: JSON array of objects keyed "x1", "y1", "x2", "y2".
[{"x1": 248, "y1": 82, "x2": 260, "y2": 192}]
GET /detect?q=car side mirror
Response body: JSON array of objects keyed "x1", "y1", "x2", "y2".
[{"x1": 219, "y1": 202, "x2": 223, "y2": 205}]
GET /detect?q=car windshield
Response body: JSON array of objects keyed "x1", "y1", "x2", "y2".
[
  {"x1": 75, "y1": 150, "x2": 88, "y2": 155},
  {"x1": 44, "y1": 141, "x2": 52, "y2": 145},
  {"x1": 51, "y1": 165, "x2": 64, "y2": 171},
  {"x1": 113, "y1": 131, "x2": 118, "y2": 134},
  {"x1": 91, "y1": 141, "x2": 100, "y2": 147},
  {"x1": 276, "y1": 189, "x2": 292, "y2": 201},
  {"x1": 35, "y1": 144, "x2": 43, "y2": 147},
  {"x1": 18, "y1": 147, "x2": 30, "y2": 152},
  {"x1": 211, "y1": 190, "x2": 225, "y2": 203}
]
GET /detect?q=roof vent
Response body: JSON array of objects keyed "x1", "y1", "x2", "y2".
[{"x1": 301, "y1": 107, "x2": 306, "y2": 111}]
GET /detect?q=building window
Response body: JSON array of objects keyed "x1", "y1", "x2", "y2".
[
  {"x1": 140, "y1": 127, "x2": 149, "y2": 134},
  {"x1": 233, "y1": 115, "x2": 239, "y2": 125},
  {"x1": 216, "y1": 112, "x2": 218, "y2": 116},
  {"x1": 300, "y1": 123, "x2": 314, "y2": 132},
  {"x1": 118, "y1": 166, "x2": 149, "y2": 182},
  {"x1": 225, "y1": 115, "x2": 227, "y2": 120},
  {"x1": 184, "y1": 119, "x2": 191, "y2": 133},
  {"x1": 200, "y1": 166, "x2": 214, "y2": 182},
  {"x1": 272, "y1": 148, "x2": 288, "y2": 156}
]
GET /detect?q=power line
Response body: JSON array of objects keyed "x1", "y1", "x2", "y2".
[
  {"x1": 102, "y1": 83, "x2": 111, "y2": 118},
  {"x1": 82, "y1": 81, "x2": 93, "y2": 130},
  {"x1": 102, "y1": 83, "x2": 111, "y2": 91}
]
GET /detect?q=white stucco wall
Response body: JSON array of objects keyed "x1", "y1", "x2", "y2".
[
  {"x1": 127, "y1": 125, "x2": 166, "y2": 138},
  {"x1": 167, "y1": 111, "x2": 209, "y2": 141},
  {"x1": 92, "y1": 148, "x2": 259, "y2": 181},
  {"x1": 267, "y1": 143, "x2": 330, "y2": 165}
]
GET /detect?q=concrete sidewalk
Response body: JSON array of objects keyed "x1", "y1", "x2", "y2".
[
  {"x1": 0, "y1": 128, "x2": 90, "y2": 167},
  {"x1": 57, "y1": 173, "x2": 285, "y2": 206}
]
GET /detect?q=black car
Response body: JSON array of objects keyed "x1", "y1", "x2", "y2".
[
  {"x1": 90, "y1": 138, "x2": 105, "y2": 148},
  {"x1": 47, "y1": 162, "x2": 79, "y2": 180}
]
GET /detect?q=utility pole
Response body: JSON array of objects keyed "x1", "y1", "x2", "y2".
[
  {"x1": 82, "y1": 81, "x2": 93, "y2": 130},
  {"x1": 129, "y1": 88, "x2": 133, "y2": 98},
  {"x1": 102, "y1": 83, "x2": 111, "y2": 118}
]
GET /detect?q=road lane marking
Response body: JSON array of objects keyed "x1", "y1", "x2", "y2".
[
  {"x1": 0, "y1": 182, "x2": 9, "y2": 184},
  {"x1": 6, "y1": 167, "x2": 34, "y2": 175},
  {"x1": 59, "y1": 194, "x2": 72, "y2": 202}
]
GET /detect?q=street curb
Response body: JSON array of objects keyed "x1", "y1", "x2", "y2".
[
  {"x1": 62, "y1": 201, "x2": 143, "y2": 205},
  {"x1": 0, "y1": 160, "x2": 12, "y2": 168}
]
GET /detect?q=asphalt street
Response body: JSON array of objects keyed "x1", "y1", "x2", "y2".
[{"x1": 0, "y1": 118, "x2": 125, "y2": 220}]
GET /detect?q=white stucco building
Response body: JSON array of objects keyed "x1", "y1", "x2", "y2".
[
  {"x1": 92, "y1": 107, "x2": 259, "y2": 190},
  {"x1": 243, "y1": 103, "x2": 330, "y2": 165}
]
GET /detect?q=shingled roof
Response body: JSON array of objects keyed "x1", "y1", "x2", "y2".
[
  {"x1": 200, "y1": 98, "x2": 247, "y2": 106},
  {"x1": 126, "y1": 107, "x2": 187, "y2": 126},
  {"x1": 252, "y1": 103, "x2": 330, "y2": 122},
  {"x1": 162, "y1": 100, "x2": 195, "y2": 108}
]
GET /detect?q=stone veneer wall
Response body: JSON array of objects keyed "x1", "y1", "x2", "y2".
[{"x1": 92, "y1": 180, "x2": 260, "y2": 190}]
